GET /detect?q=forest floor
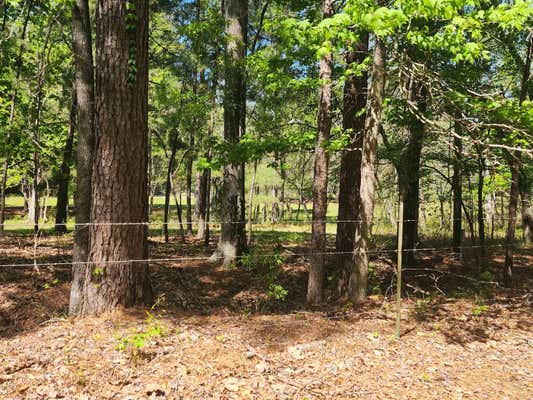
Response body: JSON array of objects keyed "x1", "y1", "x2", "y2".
[{"x1": 0, "y1": 231, "x2": 531, "y2": 399}]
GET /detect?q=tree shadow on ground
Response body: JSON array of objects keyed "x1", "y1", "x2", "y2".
[{"x1": 1, "y1": 233, "x2": 531, "y2": 347}]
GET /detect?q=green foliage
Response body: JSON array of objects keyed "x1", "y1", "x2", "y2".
[
  {"x1": 472, "y1": 304, "x2": 488, "y2": 317},
  {"x1": 241, "y1": 249, "x2": 288, "y2": 303},
  {"x1": 116, "y1": 310, "x2": 165, "y2": 360}
]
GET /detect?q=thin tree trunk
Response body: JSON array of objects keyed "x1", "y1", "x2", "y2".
[
  {"x1": 0, "y1": 0, "x2": 33, "y2": 235},
  {"x1": 504, "y1": 30, "x2": 532, "y2": 284},
  {"x1": 69, "y1": 0, "x2": 96, "y2": 315},
  {"x1": 204, "y1": 167, "x2": 211, "y2": 249},
  {"x1": 163, "y1": 134, "x2": 178, "y2": 243},
  {"x1": 335, "y1": 33, "x2": 369, "y2": 298},
  {"x1": 504, "y1": 153, "x2": 520, "y2": 285},
  {"x1": 211, "y1": 0, "x2": 247, "y2": 266},
  {"x1": 476, "y1": 145, "x2": 486, "y2": 262},
  {"x1": 72, "y1": 0, "x2": 152, "y2": 315},
  {"x1": 519, "y1": 167, "x2": 533, "y2": 244},
  {"x1": 172, "y1": 183, "x2": 186, "y2": 242},
  {"x1": 397, "y1": 75, "x2": 426, "y2": 266},
  {"x1": 520, "y1": 188, "x2": 533, "y2": 244},
  {"x1": 55, "y1": 92, "x2": 76, "y2": 233},
  {"x1": 30, "y1": 9, "x2": 57, "y2": 233},
  {"x1": 186, "y1": 151, "x2": 193, "y2": 236},
  {"x1": 196, "y1": 170, "x2": 207, "y2": 239},
  {"x1": 279, "y1": 155, "x2": 286, "y2": 221},
  {"x1": 307, "y1": 0, "x2": 334, "y2": 305},
  {"x1": 351, "y1": 36, "x2": 386, "y2": 303},
  {"x1": 247, "y1": 159, "x2": 258, "y2": 245},
  {"x1": 197, "y1": 94, "x2": 216, "y2": 241},
  {"x1": 452, "y1": 127, "x2": 462, "y2": 251}
]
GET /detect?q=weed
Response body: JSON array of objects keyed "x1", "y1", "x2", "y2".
[
  {"x1": 116, "y1": 298, "x2": 167, "y2": 361},
  {"x1": 267, "y1": 283, "x2": 288, "y2": 301},
  {"x1": 472, "y1": 305, "x2": 488, "y2": 317},
  {"x1": 242, "y1": 248, "x2": 288, "y2": 304}
]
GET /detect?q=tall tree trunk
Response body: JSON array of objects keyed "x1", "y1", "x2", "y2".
[
  {"x1": 351, "y1": 36, "x2": 386, "y2": 303},
  {"x1": 278, "y1": 153, "x2": 286, "y2": 221},
  {"x1": 204, "y1": 167, "x2": 211, "y2": 248},
  {"x1": 30, "y1": 9, "x2": 56, "y2": 233},
  {"x1": 476, "y1": 145, "x2": 486, "y2": 261},
  {"x1": 71, "y1": 0, "x2": 152, "y2": 315},
  {"x1": 172, "y1": 183, "x2": 186, "y2": 242},
  {"x1": 520, "y1": 190, "x2": 533, "y2": 244},
  {"x1": 69, "y1": 0, "x2": 96, "y2": 315},
  {"x1": 211, "y1": 0, "x2": 247, "y2": 267},
  {"x1": 196, "y1": 169, "x2": 208, "y2": 239},
  {"x1": 452, "y1": 127, "x2": 462, "y2": 251},
  {"x1": 197, "y1": 94, "x2": 216, "y2": 241},
  {"x1": 335, "y1": 33, "x2": 369, "y2": 298},
  {"x1": 307, "y1": 0, "x2": 334, "y2": 305},
  {"x1": 247, "y1": 159, "x2": 258, "y2": 245},
  {"x1": 163, "y1": 134, "x2": 178, "y2": 243},
  {"x1": 519, "y1": 169, "x2": 533, "y2": 244},
  {"x1": 55, "y1": 92, "x2": 77, "y2": 233},
  {"x1": 397, "y1": 77, "x2": 426, "y2": 266},
  {"x1": 504, "y1": 153, "x2": 520, "y2": 285},
  {"x1": 0, "y1": 0, "x2": 33, "y2": 235},
  {"x1": 504, "y1": 29, "x2": 532, "y2": 284},
  {"x1": 186, "y1": 155, "x2": 193, "y2": 236}
]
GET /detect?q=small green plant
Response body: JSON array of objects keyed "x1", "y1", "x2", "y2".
[
  {"x1": 472, "y1": 304, "x2": 488, "y2": 317},
  {"x1": 116, "y1": 299, "x2": 166, "y2": 360},
  {"x1": 43, "y1": 278, "x2": 60, "y2": 289},
  {"x1": 342, "y1": 301, "x2": 353, "y2": 312},
  {"x1": 117, "y1": 311, "x2": 164, "y2": 358},
  {"x1": 267, "y1": 283, "x2": 288, "y2": 301},
  {"x1": 479, "y1": 270, "x2": 493, "y2": 282},
  {"x1": 242, "y1": 249, "x2": 289, "y2": 306}
]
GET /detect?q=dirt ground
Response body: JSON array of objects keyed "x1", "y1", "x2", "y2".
[{"x1": 0, "y1": 233, "x2": 531, "y2": 399}]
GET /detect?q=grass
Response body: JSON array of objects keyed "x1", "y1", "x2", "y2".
[{"x1": 2, "y1": 194, "x2": 517, "y2": 242}]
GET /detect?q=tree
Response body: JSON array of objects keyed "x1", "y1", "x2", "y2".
[
  {"x1": 335, "y1": 33, "x2": 369, "y2": 298},
  {"x1": 307, "y1": 0, "x2": 334, "y2": 305},
  {"x1": 69, "y1": 0, "x2": 153, "y2": 315},
  {"x1": 351, "y1": 35, "x2": 386, "y2": 303},
  {"x1": 54, "y1": 91, "x2": 76, "y2": 232},
  {"x1": 210, "y1": 0, "x2": 248, "y2": 267},
  {"x1": 69, "y1": 0, "x2": 96, "y2": 315}
]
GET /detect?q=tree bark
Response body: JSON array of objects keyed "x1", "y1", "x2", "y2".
[
  {"x1": 476, "y1": 145, "x2": 486, "y2": 262},
  {"x1": 397, "y1": 77, "x2": 426, "y2": 266},
  {"x1": 504, "y1": 153, "x2": 520, "y2": 285},
  {"x1": 186, "y1": 149, "x2": 193, "y2": 236},
  {"x1": 197, "y1": 94, "x2": 216, "y2": 241},
  {"x1": 452, "y1": 127, "x2": 462, "y2": 251},
  {"x1": 163, "y1": 133, "x2": 179, "y2": 243},
  {"x1": 519, "y1": 169, "x2": 533, "y2": 244},
  {"x1": 335, "y1": 33, "x2": 369, "y2": 298},
  {"x1": 247, "y1": 159, "x2": 258, "y2": 245},
  {"x1": 350, "y1": 36, "x2": 386, "y2": 303},
  {"x1": 307, "y1": 0, "x2": 334, "y2": 305},
  {"x1": 520, "y1": 189, "x2": 533, "y2": 244},
  {"x1": 503, "y1": 29, "x2": 532, "y2": 284},
  {"x1": 69, "y1": 0, "x2": 96, "y2": 315},
  {"x1": 70, "y1": 0, "x2": 152, "y2": 315},
  {"x1": 55, "y1": 92, "x2": 77, "y2": 233},
  {"x1": 210, "y1": 0, "x2": 247, "y2": 267}
]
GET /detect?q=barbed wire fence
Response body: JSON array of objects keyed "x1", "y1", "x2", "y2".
[{"x1": 0, "y1": 210, "x2": 528, "y2": 338}]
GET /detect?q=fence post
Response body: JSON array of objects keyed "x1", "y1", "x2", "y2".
[{"x1": 396, "y1": 196, "x2": 404, "y2": 340}]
